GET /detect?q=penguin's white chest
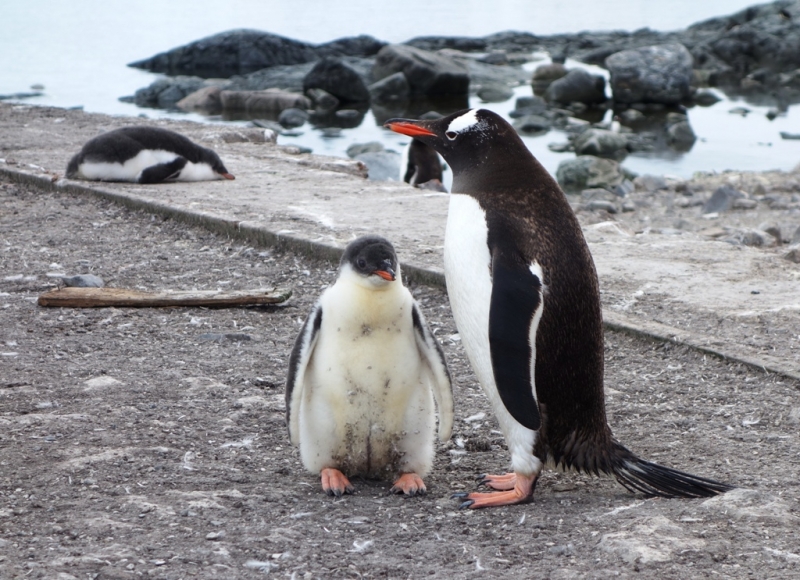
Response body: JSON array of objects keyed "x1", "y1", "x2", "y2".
[
  {"x1": 77, "y1": 149, "x2": 217, "y2": 182},
  {"x1": 443, "y1": 194, "x2": 494, "y2": 389},
  {"x1": 299, "y1": 282, "x2": 433, "y2": 476}
]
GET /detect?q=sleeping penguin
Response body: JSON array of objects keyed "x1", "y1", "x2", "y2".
[
  {"x1": 66, "y1": 126, "x2": 235, "y2": 183},
  {"x1": 386, "y1": 109, "x2": 732, "y2": 508},
  {"x1": 286, "y1": 235, "x2": 453, "y2": 497}
]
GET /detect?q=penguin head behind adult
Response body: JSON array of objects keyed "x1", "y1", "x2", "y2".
[
  {"x1": 340, "y1": 235, "x2": 399, "y2": 289},
  {"x1": 385, "y1": 108, "x2": 535, "y2": 190}
]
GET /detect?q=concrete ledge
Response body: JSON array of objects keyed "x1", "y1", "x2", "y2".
[{"x1": 4, "y1": 164, "x2": 797, "y2": 383}]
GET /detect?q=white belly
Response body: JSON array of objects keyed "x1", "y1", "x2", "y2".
[
  {"x1": 78, "y1": 149, "x2": 218, "y2": 182},
  {"x1": 298, "y1": 282, "x2": 435, "y2": 477},
  {"x1": 444, "y1": 193, "x2": 540, "y2": 475},
  {"x1": 78, "y1": 149, "x2": 178, "y2": 182}
]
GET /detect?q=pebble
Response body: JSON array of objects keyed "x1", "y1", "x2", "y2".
[
  {"x1": 58, "y1": 274, "x2": 105, "y2": 288},
  {"x1": 206, "y1": 531, "x2": 226, "y2": 541},
  {"x1": 586, "y1": 200, "x2": 617, "y2": 214},
  {"x1": 784, "y1": 246, "x2": 800, "y2": 263},
  {"x1": 197, "y1": 333, "x2": 252, "y2": 342}
]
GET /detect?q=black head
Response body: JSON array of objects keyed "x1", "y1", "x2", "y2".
[
  {"x1": 200, "y1": 147, "x2": 235, "y2": 180},
  {"x1": 341, "y1": 235, "x2": 398, "y2": 283},
  {"x1": 385, "y1": 108, "x2": 533, "y2": 178}
]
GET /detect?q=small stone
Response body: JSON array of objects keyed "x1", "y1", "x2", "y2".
[
  {"x1": 206, "y1": 531, "x2": 226, "y2": 541},
  {"x1": 634, "y1": 174, "x2": 667, "y2": 192},
  {"x1": 732, "y1": 198, "x2": 757, "y2": 210},
  {"x1": 277, "y1": 108, "x2": 309, "y2": 129},
  {"x1": 791, "y1": 225, "x2": 800, "y2": 245},
  {"x1": 477, "y1": 84, "x2": 514, "y2": 103},
  {"x1": 335, "y1": 109, "x2": 361, "y2": 119},
  {"x1": 702, "y1": 185, "x2": 746, "y2": 214},
  {"x1": 346, "y1": 142, "x2": 384, "y2": 158},
  {"x1": 758, "y1": 223, "x2": 782, "y2": 245},
  {"x1": 58, "y1": 274, "x2": 104, "y2": 288},
  {"x1": 586, "y1": 199, "x2": 617, "y2": 213},
  {"x1": 784, "y1": 246, "x2": 800, "y2": 263}
]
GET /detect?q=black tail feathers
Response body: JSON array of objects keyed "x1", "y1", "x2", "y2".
[{"x1": 610, "y1": 442, "x2": 733, "y2": 498}]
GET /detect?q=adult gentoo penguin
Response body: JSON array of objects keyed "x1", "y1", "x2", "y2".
[
  {"x1": 385, "y1": 109, "x2": 732, "y2": 508},
  {"x1": 66, "y1": 126, "x2": 235, "y2": 183},
  {"x1": 286, "y1": 235, "x2": 453, "y2": 497}
]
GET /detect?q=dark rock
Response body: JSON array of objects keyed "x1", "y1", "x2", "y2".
[
  {"x1": 176, "y1": 86, "x2": 223, "y2": 114},
  {"x1": 665, "y1": 112, "x2": 696, "y2": 149},
  {"x1": 219, "y1": 89, "x2": 311, "y2": 115},
  {"x1": 128, "y1": 30, "x2": 384, "y2": 78},
  {"x1": 513, "y1": 115, "x2": 551, "y2": 136},
  {"x1": 404, "y1": 36, "x2": 488, "y2": 52},
  {"x1": 278, "y1": 108, "x2": 309, "y2": 128},
  {"x1": 306, "y1": 88, "x2": 339, "y2": 111},
  {"x1": 479, "y1": 51, "x2": 509, "y2": 65},
  {"x1": 477, "y1": 84, "x2": 514, "y2": 103},
  {"x1": 573, "y1": 128, "x2": 629, "y2": 160},
  {"x1": 335, "y1": 109, "x2": 361, "y2": 119},
  {"x1": 303, "y1": 57, "x2": 369, "y2": 103},
  {"x1": 619, "y1": 108, "x2": 646, "y2": 123},
  {"x1": 613, "y1": 179, "x2": 635, "y2": 197},
  {"x1": 605, "y1": 43, "x2": 693, "y2": 105},
  {"x1": 372, "y1": 44, "x2": 469, "y2": 98},
  {"x1": 315, "y1": 35, "x2": 386, "y2": 59},
  {"x1": 692, "y1": 89, "x2": 722, "y2": 106},
  {"x1": 702, "y1": 185, "x2": 746, "y2": 214},
  {"x1": 133, "y1": 77, "x2": 218, "y2": 109},
  {"x1": 354, "y1": 150, "x2": 402, "y2": 181},
  {"x1": 556, "y1": 155, "x2": 625, "y2": 191},
  {"x1": 58, "y1": 274, "x2": 105, "y2": 288},
  {"x1": 346, "y1": 142, "x2": 384, "y2": 158},
  {"x1": 531, "y1": 62, "x2": 568, "y2": 92},
  {"x1": 544, "y1": 69, "x2": 606, "y2": 105},
  {"x1": 780, "y1": 132, "x2": 800, "y2": 140},
  {"x1": 227, "y1": 62, "x2": 314, "y2": 93},
  {"x1": 368, "y1": 72, "x2": 410, "y2": 104}
]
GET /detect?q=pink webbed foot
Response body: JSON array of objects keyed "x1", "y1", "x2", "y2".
[
  {"x1": 321, "y1": 468, "x2": 354, "y2": 497},
  {"x1": 390, "y1": 473, "x2": 427, "y2": 497},
  {"x1": 454, "y1": 472, "x2": 537, "y2": 509},
  {"x1": 476, "y1": 472, "x2": 517, "y2": 491}
]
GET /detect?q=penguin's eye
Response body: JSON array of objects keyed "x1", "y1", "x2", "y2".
[
  {"x1": 357, "y1": 258, "x2": 367, "y2": 269},
  {"x1": 445, "y1": 131, "x2": 457, "y2": 140}
]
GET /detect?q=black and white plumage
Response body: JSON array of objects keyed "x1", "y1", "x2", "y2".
[
  {"x1": 386, "y1": 109, "x2": 732, "y2": 508},
  {"x1": 285, "y1": 235, "x2": 453, "y2": 497},
  {"x1": 66, "y1": 126, "x2": 235, "y2": 183},
  {"x1": 401, "y1": 138, "x2": 445, "y2": 189}
]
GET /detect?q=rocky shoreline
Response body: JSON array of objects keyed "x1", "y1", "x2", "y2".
[{"x1": 115, "y1": 1, "x2": 800, "y2": 196}]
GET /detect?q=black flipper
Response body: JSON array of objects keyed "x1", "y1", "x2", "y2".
[
  {"x1": 285, "y1": 304, "x2": 323, "y2": 443},
  {"x1": 488, "y1": 248, "x2": 542, "y2": 431},
  {"x1": 137, "y1": 156, "x2": 188, "y2": 183}
]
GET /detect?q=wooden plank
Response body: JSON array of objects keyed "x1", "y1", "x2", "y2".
[{"x1": 37, "y1": 287, "x2": 292, "y2": 308}]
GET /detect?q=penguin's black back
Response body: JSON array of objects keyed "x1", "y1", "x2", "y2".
[{"x1": 404, "y1": 139, "x2": 443, "y2": 185}]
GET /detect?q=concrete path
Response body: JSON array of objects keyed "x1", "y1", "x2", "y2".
[{"x1": 2, "y1": 103, "x2": 798, "y2": 379}]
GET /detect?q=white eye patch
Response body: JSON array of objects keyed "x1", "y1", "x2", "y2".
[{"x1": 446, "y1": 109, "x2": 481, "y2": 139}]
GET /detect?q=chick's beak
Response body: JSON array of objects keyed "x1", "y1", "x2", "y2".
[
  {"x1": 221, "y1": 173, "x2": 235, "y2": 180},
  {"x1": 374, "y1": 260, "x2": 396, "y2": 281},
  {"x1": 384, "y1": 120, "x2": 436, "y2": 138}
]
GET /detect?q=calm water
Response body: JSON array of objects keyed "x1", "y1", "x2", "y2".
[{"x1": 2, "y1": 0, "x2": 798, "y2": 177}]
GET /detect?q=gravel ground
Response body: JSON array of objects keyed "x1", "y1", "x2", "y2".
[{"x1": 1, "y1": 179, "x2": 799, "y2": 579}]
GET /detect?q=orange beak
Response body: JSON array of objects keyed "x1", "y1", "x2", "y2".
[
  {"x1": 384, "y1": 121, "x2": 436, "y2": 138},
  {"x1": 375, "y1": 269, "x2": 396, "y2": 281},
  {"x1": 221, "y1": 173, "x2": 235, "y2": 180}
]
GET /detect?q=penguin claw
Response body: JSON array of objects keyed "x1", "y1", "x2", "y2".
[
  {"x1": 320, "y1": 468, "x2": 354, "y2": 497},
  {"x1": 390, "y1": 473, "x2": 427, "y2": 497},
  {"x1": 458, "y1": 499, "x2": 475, "y2": 510},
  {"x1": 451, "y1": 492, "x2": 469, "y2": 499}
]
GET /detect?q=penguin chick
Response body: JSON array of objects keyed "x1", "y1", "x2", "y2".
[
  {"x1": 66, "y1": 126, "x2": 235, "y2": 183},
  {"x1": 385, "y1": 109, "x2": 733, "y2": 508},
  {"x1": 286, "y1": 235, "x2": 453, "y2": 497}
]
